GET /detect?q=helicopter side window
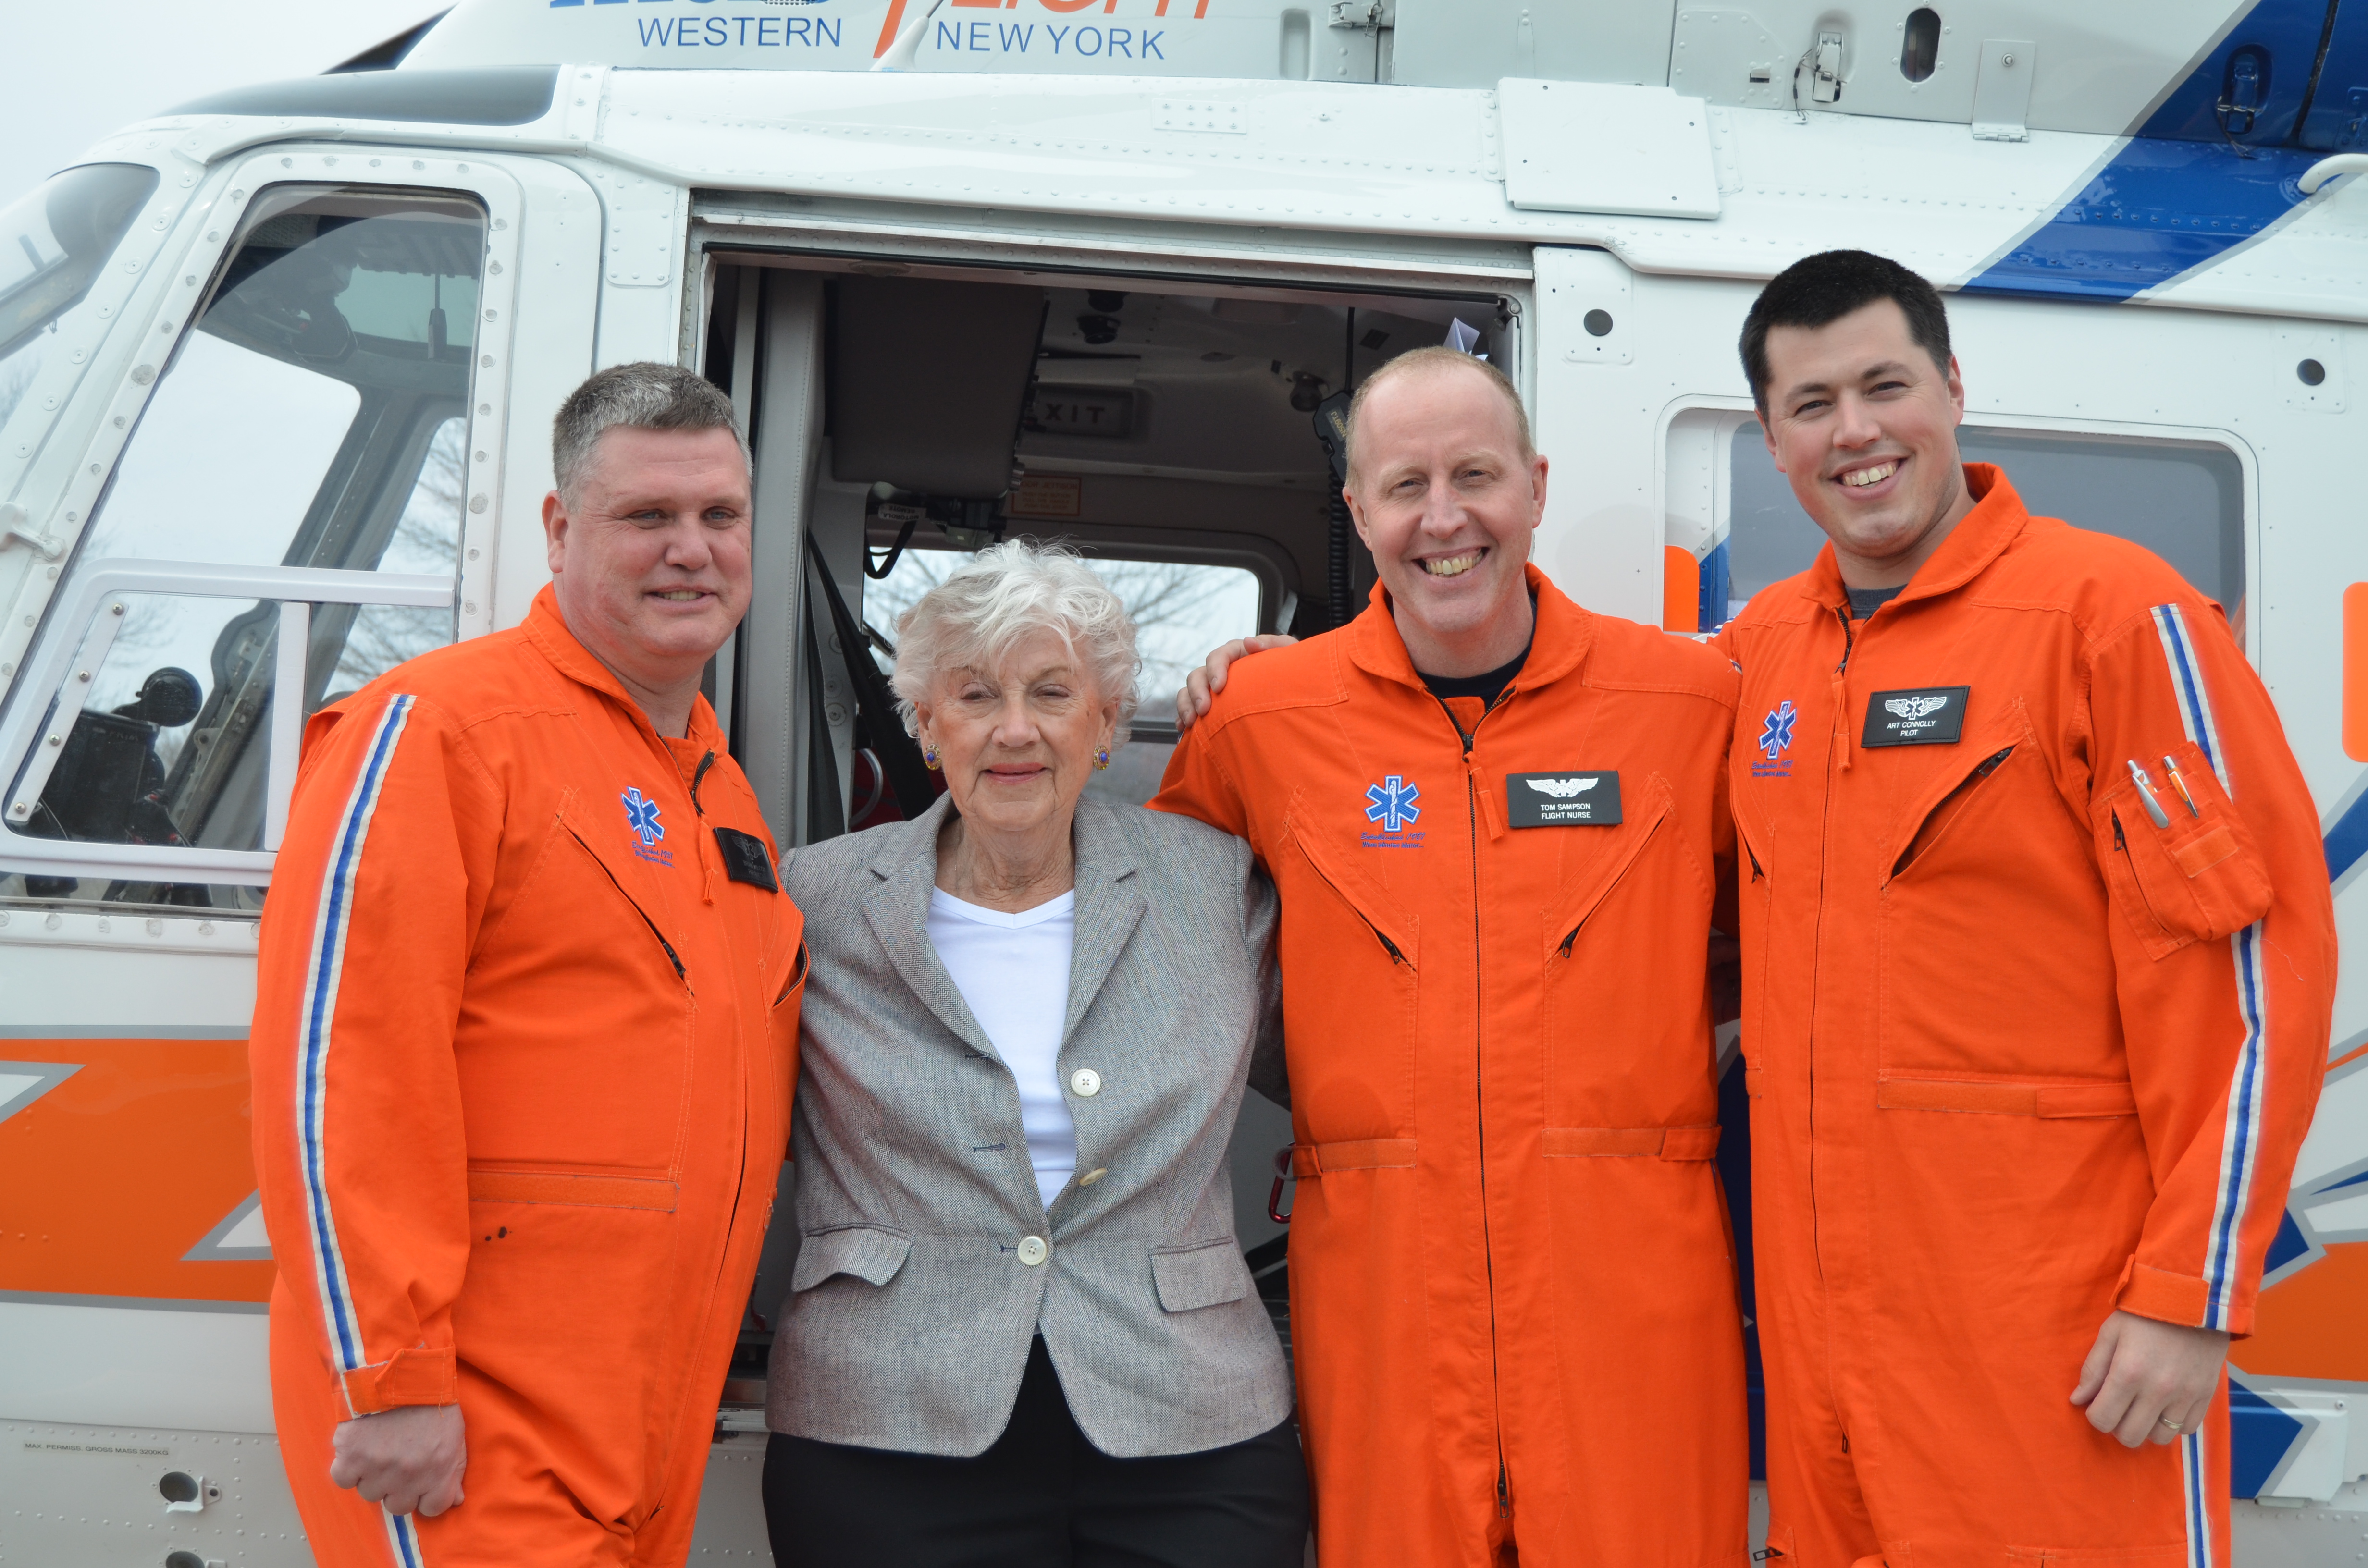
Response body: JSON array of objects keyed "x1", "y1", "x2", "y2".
[
  {"x1": 0, "y1": 185, "x2": 485, "y2": 913},
  {"x1": 0, "y1": 163, "x2": 160, "y2": 470},
  {"x1": 1665, "y1": 415, "x2": 2247, "y2": 639}
]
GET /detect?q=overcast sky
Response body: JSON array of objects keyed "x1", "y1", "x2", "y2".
[{"x1": 0, "y1": 0, "x2": 446, "y2": 205}]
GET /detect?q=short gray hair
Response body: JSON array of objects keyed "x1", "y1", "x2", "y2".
[
  {"x1": 891, "y1": 540, "x2": 1141, "y2": 744},
  {"x1": 552, "y1": 362, "x2": 749, "y2": 503}
]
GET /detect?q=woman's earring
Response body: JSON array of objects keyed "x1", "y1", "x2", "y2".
[
  {"x1": 1094, "y1": 747, "x2": 1110, "y2": 771},
  {"x1": 922, "y1": 745, "x2": 941, "y2": 771}
]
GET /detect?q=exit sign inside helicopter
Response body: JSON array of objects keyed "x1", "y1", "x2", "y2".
[{"x1": 1028, "y1": 387, "x2": 1135, "y2": 439}]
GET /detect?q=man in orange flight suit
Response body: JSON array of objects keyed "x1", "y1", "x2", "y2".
[
  {"x1": 1157, "y1": 347, "x2": 1749, "y2": 1568},
  {"x1": 1719, "y1": 251, "x2": 2334, "y2": 1567},
  {"x1": 251, "y1": 365, "x2": 803, "y2": 1568}
]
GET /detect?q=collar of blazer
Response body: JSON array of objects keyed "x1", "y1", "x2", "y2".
[{"x1": 860, "y1": 791, "x2": 1149, "y2": 1064}]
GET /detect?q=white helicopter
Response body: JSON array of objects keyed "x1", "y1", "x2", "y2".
[{"x1": 1, "y1": 0, "x2": 2364, "y2": 1560}]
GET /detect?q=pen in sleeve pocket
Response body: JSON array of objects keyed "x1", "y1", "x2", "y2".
[{"x1": 2127, "y1": 760, "x2": 2172, "y2": 830}]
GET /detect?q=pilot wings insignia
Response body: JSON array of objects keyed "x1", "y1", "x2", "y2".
[
  {"x1": 1862, "y1": 685, "x2": 1970, "y2": 748},
  {"x1": 1526, "y1": 776, "x2": 1599, "y2": 799}
]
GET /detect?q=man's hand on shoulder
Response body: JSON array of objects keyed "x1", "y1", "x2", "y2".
[
  {"x1": 2070, "y1": 1309, "x2": 2228, "y2": 1449},
  {"x1": 1175, "y1": 634, "x2": 1298, "y2": 731},
  {"x1": 330, "y1": 1403, "x2": 467, "y2": 1517}
]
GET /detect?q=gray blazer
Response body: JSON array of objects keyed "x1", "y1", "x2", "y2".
[{"x1": 764, "y1": 791, "x2": 1292, "y2": 1458}]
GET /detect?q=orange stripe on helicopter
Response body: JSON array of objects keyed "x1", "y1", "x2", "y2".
[
  {"x1": 0, "y1": 1039, "x2": 271, "y2": 1305},
  {"x1": 877, "y1": 0, "x2": 1215, "y2": 51},
  {"x1": 2230, "y1": 1240, "x2": 2368, "y2": 1385}
]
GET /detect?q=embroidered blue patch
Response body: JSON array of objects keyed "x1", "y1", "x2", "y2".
[
  {"x1": 1754, "y1": 701, "x2": 1797, "y2": 780},
  {"x1": 622, "y1": 788, "x2": 666, "y2": 847},
  {"x1": 1364, "y1": 775, "x2": 1421, "y2": 833}
]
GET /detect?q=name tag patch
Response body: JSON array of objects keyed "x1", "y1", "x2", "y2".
[
  {"x1": 1862, "y1": 686, "x2": 1970, "y2": 747},
  {"x1": 1506, "y1": 771, "x2": 1622, "y2": 827},
  {"x1": 713, "y1": 826, "x2": 780, "y2": 891}
]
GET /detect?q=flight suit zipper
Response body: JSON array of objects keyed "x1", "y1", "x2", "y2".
[
  {"x1": 676, "y1": 742, "x2": 758, "y2": 1510},
  {"x1": 1805, "y1": 604, "x2": 1856, "y2": 1285},
  {"x1": 1435, "y1": 689, "x2": 1514, "y2": 1525}
]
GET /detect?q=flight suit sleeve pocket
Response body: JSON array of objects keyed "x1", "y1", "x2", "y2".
[
  {"x1": 790, "y1": 1224, "x2": 913, "y2": 1292},
  {"x1": 1149, "y1": 1238, "x2": 1251, "y2": 1312},
  {"x1": 2093, "y1": 742, "x2": 2271, "y2": 959}
]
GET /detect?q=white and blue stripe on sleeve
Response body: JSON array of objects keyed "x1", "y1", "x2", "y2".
[
  {"x1": 293, "y1": 694, "x2": 416, "y2": 1401},
  {"x1": 292, "y1": 694, "x2": 432, "y2": 1564},
  {"x1": 2149, "y1": 604, "x2": 2263, "y2": 1334}
]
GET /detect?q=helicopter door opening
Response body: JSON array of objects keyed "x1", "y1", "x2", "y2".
[{"x1": 698, "y1": 255, "x2": 1520, "y2": 1396}]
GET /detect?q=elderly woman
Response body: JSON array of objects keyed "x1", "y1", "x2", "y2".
[{"x1": 760, "y1": 540, "x2": 1304, "y2": 1567}]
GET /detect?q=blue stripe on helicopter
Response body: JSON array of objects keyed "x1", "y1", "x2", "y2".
[
  {"x1": 2325, "y1": 788, "x2": 2368, "y2": 884},
  {"x1": 1961, "y1": 138, "x2": 2325, "y2": 302},
  {"x1": 1963, "y1": 0, "x2": 2343, "y2": 302},
  {"x1": 2229, "y1": 1380, "x2": 2308, "y2": 1498}
]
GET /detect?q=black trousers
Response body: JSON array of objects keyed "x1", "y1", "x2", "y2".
[{"x1": 763, "y1": 1337, "x2": 1309, "y2": 1568}]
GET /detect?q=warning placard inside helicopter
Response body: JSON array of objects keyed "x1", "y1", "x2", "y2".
[{"x1": 1008, "y1": 475, "x2": 1085, "y2": 518}]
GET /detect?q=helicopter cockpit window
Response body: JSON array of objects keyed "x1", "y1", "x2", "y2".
[
  {"x1": 0, "y1": 185, "x2": 484, "y2": 913},
  {"x1": 0, "y1": 162, "x2": 160, "y2": 467}
]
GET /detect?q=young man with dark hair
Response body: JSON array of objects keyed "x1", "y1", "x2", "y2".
[{"x1": 1721, "y1": 249, "x2": 2333, "y2": 1565}]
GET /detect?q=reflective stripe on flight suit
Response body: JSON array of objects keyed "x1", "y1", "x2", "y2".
[
  {"x1": 1152, "y1": 566, "x2": 1749, "y2": 1568},
  {"x1": 252, "y1": 586, "x2": 804, "y2": 1568},
  {"x1": 1717, "y1": 466, "x2": 2334, "y2": 1568}
]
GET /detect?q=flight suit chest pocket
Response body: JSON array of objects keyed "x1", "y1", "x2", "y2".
[
  {"x1": 1541, "y1": 772, "x2": 1680, "y2": 962},
  {"x1": 459, "y1": 792, "x2": 697, "y2": 1177},
  {"x1": 2093, "y1": 741, "x2": 2271, "y2": 959},
  {"x1": 1284, "y1": 798, "x2": 1419, "y2": 969},
  {"x1": 555, "y1": 791, "x2": 691, "y2": 988},
  {"x1": 1541, "y1": 776, "x2": 1702, "y2": 1124},
  {"x1": 765, "y1": 937, "x2": 809, "y2": 1118},
  {"x1": 1881, "y1": 701, "x2": 2035, "y2": 885},
  {"x1": 777, "y1": 939, "x2": 810, "y2": 1010},
  {"x1": 1282, "y1": 795, "x2": 1419, "y2": 1140}
]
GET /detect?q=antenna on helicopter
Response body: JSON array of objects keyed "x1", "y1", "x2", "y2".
[{"x1": 872, "y1": 0, "x2": 947, "y2": 71}]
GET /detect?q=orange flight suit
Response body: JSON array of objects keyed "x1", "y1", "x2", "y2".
[
  {"x1": 1152, "y1": 566, "x2": 1749, "y2": 1568},
  {"x1": 250, "y1": 586, "x2": 803, "y2": 1568},
  {"x1": 1718, "y1": 466, "x2": 2334, "y2": 1567}
]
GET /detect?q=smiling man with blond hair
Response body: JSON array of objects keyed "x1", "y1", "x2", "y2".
[{"x1": 1156, "y1": 346, "x2": 1749, "y2": 1567}]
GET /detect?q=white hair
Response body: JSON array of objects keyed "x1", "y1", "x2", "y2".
[{"x1": 891, "y1": 539, "x2": 1141, "y2": 744}]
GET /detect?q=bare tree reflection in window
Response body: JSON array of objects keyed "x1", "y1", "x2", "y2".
[
  {"x1": 863, "y1": 550, "x2": 1258, "y2": 704},
  {"x1": 863, "y1": 547, "x2": 1261, "y2": 808},
  {"x1": 328, "y1": 415, "x2": 466, "y2": 698}
]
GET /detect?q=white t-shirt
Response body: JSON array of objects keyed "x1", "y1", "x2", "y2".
[{"x1": 926, "y1": 887, "x2": 1078, "y2": 1206}]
